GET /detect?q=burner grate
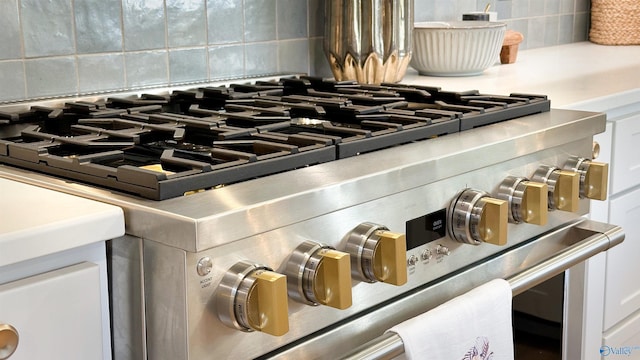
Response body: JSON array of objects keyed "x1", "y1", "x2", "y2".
[{"x1": 0, "y1": 76, "x2": 550, "y2": 199}]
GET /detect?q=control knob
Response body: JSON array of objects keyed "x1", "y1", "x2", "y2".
[
  {"x1": 531, "y1": 165, "x2": 580, "y2": 212},
  {"x1": 498, "y1": 176, "x2": 548, "y2": 225},
  {"x1": 344, "y1": 222, "x2": 407, "y2": 286},
  {"x1": 448, "y1": 188, "x2": 508, "y2": 246},
  {"x1": 436, "y1": 244, "x2": 451, "y2": 256},
  {"x1": 563, "y1": 156, "x2": 608, "y2": 200},
  {"x1": 215, "y1": 260, "x2": 289, "y2": 336},
  {"x1": 284, "y1": 241, "x2": 352, "y2": 309}
]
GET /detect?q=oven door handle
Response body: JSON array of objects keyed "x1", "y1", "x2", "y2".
[
  {"x1": 341, "y1": 219, "x2": 625, "y2": 360},
  {"x1": 508, "y1": 219, "x2": 623, "y2": 296}
]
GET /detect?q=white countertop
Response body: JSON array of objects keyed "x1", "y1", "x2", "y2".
[
  {"x1": 0, "y1": 178, "x2": 125, "y2": 266},
  {"x1": 402, "y1": 41, "x2": 640, "y2": 108}
]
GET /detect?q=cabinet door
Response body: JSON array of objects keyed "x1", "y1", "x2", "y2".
[
  {"x1": 0, "y1": 262, "x2": 104, "y2": 360},
  {"x1": 603, "y1": 187, "x2": 640, "y2": 330},
  {"x1": 611, "y1": 113, "x2": 640, "y2": 194},
  {"x1": 603, "y1": 308, "x2": 640, "y2": 357}
]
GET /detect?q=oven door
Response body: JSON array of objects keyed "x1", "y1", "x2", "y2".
[{"x1": 257, "y1": 218, "x2": 624, "y2": 360}]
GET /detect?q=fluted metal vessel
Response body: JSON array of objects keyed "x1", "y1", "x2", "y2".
[{"x1": 324, "y1": 0, "x2": 413, "y2": 84}]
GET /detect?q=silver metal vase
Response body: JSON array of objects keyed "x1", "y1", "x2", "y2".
[{"x1": 324, "y1": 0, "x2": 413, "y2": 84}]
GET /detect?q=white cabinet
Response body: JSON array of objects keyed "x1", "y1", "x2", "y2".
[
  {"x1": 567, "y1": 89, "x2": 640, "y2": 355},
  {"x1": 0, "y1": 177, "x2": 125, "y2": 360},
  {"x1": 603, "y1": 187, "x2": 640, "y2": 329},
  {"x1": 0, "y1": 262, "x2": 104, "y2": 360},
  {"x1": 603, "y1": 309, "x2": 640, "y2": 356},
  {"x1": 609, "y1": 113, "x2": 640, "y2": 194},
  {"x1": 592, "y1": 100, "x2": 640, "y2": 331}
]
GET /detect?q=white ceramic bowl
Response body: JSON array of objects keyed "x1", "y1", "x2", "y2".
[{"x1": 411, "y1": 21, "x2": 507, "y2": 76}]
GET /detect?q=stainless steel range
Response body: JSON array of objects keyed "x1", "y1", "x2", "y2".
[{"x1": 0, "y1": 76, "x2": 624, "y2": 359}]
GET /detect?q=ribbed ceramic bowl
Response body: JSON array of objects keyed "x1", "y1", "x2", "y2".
[{"x1": 411, "y1": 21, "x2": 507, "y2": 76}]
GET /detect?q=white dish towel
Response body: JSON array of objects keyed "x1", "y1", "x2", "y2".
[{"x1": 387, "y1": 278, "x2": 514, "y2": 360}]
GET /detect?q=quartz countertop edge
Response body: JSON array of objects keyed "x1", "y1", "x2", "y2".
[
  {"x1": 0, "y1": 178, "x2": 125, "y2": 267},
  {"x1": 402, "y1": 41, "x2": 640, "y2": 108}
]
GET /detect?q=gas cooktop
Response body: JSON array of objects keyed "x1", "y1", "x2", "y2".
[{"x1": 0, "y1": 76, "x2": 549, "y2": 200}]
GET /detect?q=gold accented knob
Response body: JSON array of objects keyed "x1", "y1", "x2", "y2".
[
  {"x1": 285, "y1": 241, "x2": 352, "y2": 309},
  {"x1": 531, "y1": 166, "x2": 581, "y2": 212},
  {"x1": 314, "y1": 249, "x2": 352, "y2": 309},
  {"x1": 448, "y1": 188, "x2": 509, "y2": 246},
  {"x1": 478, "y1": 197, "x2": 508, "y2": 246},
  {"x1": 498, "y1": 177, "x2": 548, "y2": 225},
  {"x1": 521, "y1": 181, "x2": 548, "y2": 225},
  {"x1": 344, "y1": 223, "x2": 408, "y2": 286},
  {"x1": 215, "y1": 261, "x2": 289, "y2": 336},
  {"x1": 585, "y1": 162, "x2": 608, "y2": 200},
  {"x1": 374, "y1": 231, "x2": 408, "y2": 285},
  {"x1": 563, "y1": 157, "x2": 609, "y2": 201},
  {"x1": 247, "y1": 270, "x2": 289, "y2": 336},
  {"x1": 554, "y1": 170, "x2": 580, "y2": 212},
  {"x1": 0, "y1": 324, "x2": 19, "y2": 360}
]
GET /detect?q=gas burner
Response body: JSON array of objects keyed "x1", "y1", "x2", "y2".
[{"x1": 0, "y1": 76, "x2": 550, "y2": 199}]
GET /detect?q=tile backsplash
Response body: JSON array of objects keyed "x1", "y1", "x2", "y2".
[{"x1": 0, "y1": 0, "x2": 591, "y2": 103}]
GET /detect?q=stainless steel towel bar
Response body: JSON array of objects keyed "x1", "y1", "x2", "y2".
[{"x1": 341, "y1": 220, "x2": 625, "y2": 360}]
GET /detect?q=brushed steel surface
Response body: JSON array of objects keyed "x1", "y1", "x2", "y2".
[
  {"x1": 110, "y1": 236, "x2": 147, "y2": 360},
  {"x1": 283, "y1": 240, "x2": 325, "y2": 306},
  {"x1": 0, "y1": 109, "x2": 606, "y2": 252},
  {"x1": 320, "y1": 220, "x2": 625, "y2": 360},
  {"x1": 564, "y1": 156, "x2": 590, "y2": 197},
  {"x1": 111, "y1": 140, "x2": 596, "y2": 359},
  {"x1": 143, "y1": 239, "x2": 188, "y2": 360},
  {"x1": 215, "y1": 260, "x2": 271, "y2": 332},
  {"x1": 0, "y1": 108, "x2": 610, "y2": 360},
  {"x1": 448, "y1": 188, "x2": 488, "y2": 245},
  {"x1": 344, "y1": 222, "x2": 389, "y2": 283},
  {"x1": 532, "y1": 165, "x2": 563, "y2": 209},
  {"x1": 498, "y1": 176, "x2": 527, "y2": 223}
]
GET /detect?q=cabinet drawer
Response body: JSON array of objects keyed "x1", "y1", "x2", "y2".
[
  {"x1": 603, "y1": 186, "x2": 640, "y2": 330},
  {"x1": 0, "y1": 262, "x2": 104, "y2": 360},
  {"x1": 611, "y1": 113, "x2": 640, "y2": 194}
]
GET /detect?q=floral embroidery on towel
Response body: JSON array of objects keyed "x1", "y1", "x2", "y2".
[{"x1": 461, "y1": 336, "x2": 494, "y2": 360}]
